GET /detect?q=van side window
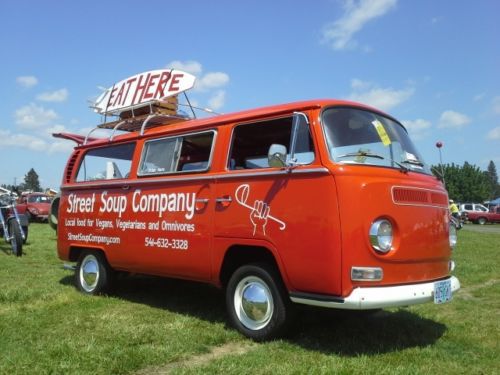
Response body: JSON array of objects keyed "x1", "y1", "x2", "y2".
[
  {"x1": 76, "y1": 143, "x2": 136, "y2": 182},
  {"x1": 229, "y1": 116, "x2": 314, "y2": 169},
  {"x1": 139, "y1": 131, "x2": 215, "y2": 175}
]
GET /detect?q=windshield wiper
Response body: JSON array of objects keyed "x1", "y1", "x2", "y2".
[
  {"x1": 336, "y1": 151, "x2": 384, "y2": 160},
  {"x1": 336, "y1": 151, "x2": 409, "y2": 172},
  {"x1": 401, "y1": 158, "x2": 424, "y2": 167}
]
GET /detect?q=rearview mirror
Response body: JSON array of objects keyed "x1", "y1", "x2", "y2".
[{"x1": 268, "y1": 144, "x2": 287, "y2": 168}]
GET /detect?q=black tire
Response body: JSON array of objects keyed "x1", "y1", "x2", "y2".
[
  {"x1": 25, "y1": 210, "x2": 33, "y2": 222},
  {"x1": 226, "y1": 263, "x2": 292, "y2": 341},
  {"x1": 477, "y1": 217, "x2": 487, "y2": 225},
  {"x1": 48, "y1": 196, "x2": 60, "y2": 231},
  {"x1": 75, "y1": 251, "x2": 114, "y2": 295},
  {"x1": 22, "y1": 226, "x2": 28, "y2": 244},
  {"x1": 9, "y1": 220, "x2": 23, "y2": 257}
]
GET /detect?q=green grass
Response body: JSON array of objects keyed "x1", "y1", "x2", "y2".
[{"x1": 1, "y1": 223, "x2": 499, "y2": 374}]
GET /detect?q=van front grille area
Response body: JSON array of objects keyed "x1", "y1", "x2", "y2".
[{"x1": 392, "y1": 187, "x2": 448, "y2": 208}]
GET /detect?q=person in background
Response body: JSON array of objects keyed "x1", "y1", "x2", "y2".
[{"x1": 449, "y1": 199, "x2": 460, "y2": 220}]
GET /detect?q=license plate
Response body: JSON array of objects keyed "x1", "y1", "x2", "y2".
[{"x1": 434, "y1": 279, "x2": 452, "y2": 304}]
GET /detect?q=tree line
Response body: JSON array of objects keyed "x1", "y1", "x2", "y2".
[
  {"x1": 432, "y1": 160, "x2": 500, "y2": 203},
  {"x1": 1, "y1": 168, "x2": 41, "y2": 193}
]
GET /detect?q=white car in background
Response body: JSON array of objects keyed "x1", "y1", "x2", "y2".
[{"x1": 459, "y1": 203, "x2": 489, "y2": 213}]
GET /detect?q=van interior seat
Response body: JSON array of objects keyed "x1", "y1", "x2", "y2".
[
  {"x1": 244, "y1": 157, "x2": 268, "y2": 169},
  {"x1": 244, "y1": 152, "x2": 314, "y2": 169},
  {"x1": 181, "y1": 161, "x2": 208, "y2": 171}
]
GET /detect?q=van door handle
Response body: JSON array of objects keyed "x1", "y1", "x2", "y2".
[
  {"x1": 195, "y1": 198, "x2": 209, "y2": 211},
  {"x1": 122, "y1": 185, "x2": 130, "y2": 191},
  {"x1": 215, "y1": 195, "x2": 232, "y2": 207}
]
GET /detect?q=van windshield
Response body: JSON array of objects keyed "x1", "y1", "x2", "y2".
[{"x1": 322, "y1": 107, "x2": 431, "y2": 174}]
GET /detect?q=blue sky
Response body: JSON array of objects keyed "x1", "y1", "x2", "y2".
[{"x1": 0, "y1": 0, "x2": 498, "y2": 189}]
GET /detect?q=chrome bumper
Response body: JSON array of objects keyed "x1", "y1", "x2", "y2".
[{"x1": 290, "y1": 276, "x2": 460, "y2": 310}]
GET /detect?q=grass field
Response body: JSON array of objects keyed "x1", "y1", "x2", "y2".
[{"x1": 1, "y1": 223, "x2": 499, "y2": 374}]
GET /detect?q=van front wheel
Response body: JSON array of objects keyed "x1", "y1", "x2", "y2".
[
  {"x1": 226, "y1": 264, "x2": 291, "y2": 341},
  {"x1": 75, "y1": 251, "x2": 113, "y2": 295}
]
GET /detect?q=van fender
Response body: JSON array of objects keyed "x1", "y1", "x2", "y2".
[
  {"x1": 214, "y1": 237, "x2": 291, "y2": 290},
  {"x1": 49, "y1": 195, "x2": 60, "y2": 231}
]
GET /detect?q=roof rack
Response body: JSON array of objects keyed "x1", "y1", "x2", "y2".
[{"x1": 83, "y1": 95, "x2": 191, "y2": 145}]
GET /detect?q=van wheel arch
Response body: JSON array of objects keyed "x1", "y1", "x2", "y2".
[
  {"x1": 69, "y1": 246, "x2": 107, "y2": 262},
  {"x1": 219, "y1": 245, "x2": 285, "y2": 288},
  {"x1": 69, "y1": 246, "x2": 86, "y2": 262}
]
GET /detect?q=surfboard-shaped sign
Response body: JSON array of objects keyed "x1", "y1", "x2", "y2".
[{"x1": 93, "y1": 69, "x2": 196, "y2": 115}]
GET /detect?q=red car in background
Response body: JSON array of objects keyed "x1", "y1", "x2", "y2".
[
  {"x1": 17, "y1": 193, "x2": 52, "y2": 222},
  {"x1": 466, "y1": 206, "x2": 500, "y2": 225}
]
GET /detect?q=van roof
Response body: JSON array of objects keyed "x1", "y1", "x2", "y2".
[{"x1": 59, "y1": 99, "x2": 390, "y2": 148}]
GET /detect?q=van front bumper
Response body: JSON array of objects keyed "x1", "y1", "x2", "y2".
[{"x1": 289, "y1": 276, "x2": 460, "y2": 310}]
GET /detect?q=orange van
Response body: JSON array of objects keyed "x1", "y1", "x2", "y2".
[{"x1": 53, "y1": 70, "x2": 460, "y2": 340}]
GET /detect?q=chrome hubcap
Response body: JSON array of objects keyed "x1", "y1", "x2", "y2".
[
  {"x1": 234, "y1": 276, "x2": 273, "y2": 330},
  {"x1": 80, "y1": 255, "x2": 99, "y2": 292}
]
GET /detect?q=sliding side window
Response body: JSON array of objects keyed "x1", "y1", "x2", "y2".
[
  {"x1": 76, "y1": 143, "x2": 136, "y2": 182},
  {"x1": 139, "y1": 131, "x2": 215, "y2": 176},
  {"x1": 229, "y1": 115, "x2": 314, "y2": 170}
]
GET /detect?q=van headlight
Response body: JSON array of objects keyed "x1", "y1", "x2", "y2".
[
  {"x1": 449, "y1": 223, "x2": 457, "y2": 249},
  {"x1": 369, "y1": 219, "x2": 393, "y2": 253}
]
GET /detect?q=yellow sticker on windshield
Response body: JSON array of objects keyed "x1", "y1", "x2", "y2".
[{"x1": 372, "y1": 120, "x2": 391, "y2": 146}]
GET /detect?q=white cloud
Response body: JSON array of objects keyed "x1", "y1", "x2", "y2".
[
  {"x1": 166, "y1": 60, "x2": 202, "y2": 75},
  {"x1": 16, "y1": 75, "x2": 38, "y2": 88},
  {"x1": 37, "y1": 88, "x2": 69, "y2": 102},
  {"x1": 438, "y1": 110, "x2": 471, "y2": 129},
  {"x1": 43, "y1": 124, "x2": 68, "y2": 139},
  {"x1": 15, "y1": 103, "x2": 58, "y2": 129},
  {"x1": 3, "y1": 102, "x2": 78, "y2": 157},
  {"x1": 348, "y1": 79, "x2": 414, "y2": 111},
  {"x1": 321, "y1": 0, "x2": 397, "y2": 50},
  {"x1": 402, "y1": 119, "x2": 432, "y2": 140},
  {"x1": 0, "y1": 129, "x2": 48, "y2": 152},
  {"x1": 492, "y1": 96, "x2": 500, "y2": 114},
  {"x1": 208, "y1": 90, "x2": 226, "y2": 111},
  {"x1": 0, "y1": 121, "x2": 76, "y2": 155},
  {"x1": 195, "y1": 72, "x2": 230, "y2": 92},
  {"x1": 48, "y1": 140, "x2": 74, "y2": 154},
  {"x1": 487, "y1": 126, "x2": 500, "y2": 141},
  {"x1": 165, "y1": 60, "x2": 230, "y2": 111}
]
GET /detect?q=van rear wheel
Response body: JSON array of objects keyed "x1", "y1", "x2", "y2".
[
  {"x1": 75, "y1": 251, "x2": 113, "y2": 295},
  {"x1": 226, "y1": 263, "x2": 291, "y2": 341}
]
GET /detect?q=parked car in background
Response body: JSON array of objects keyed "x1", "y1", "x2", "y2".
[
  {"x1": 463, "y1": 205, "x2": 500, "y2": 225},
  {"x1": 459, "y1": 203, "x2": 489, "y2": 214},
  {"x1": 16, "y1": 193, "x2": 52, "y2": 222}
]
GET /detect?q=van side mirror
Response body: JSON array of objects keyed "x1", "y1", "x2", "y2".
[{"x1": 268, "y1": 144, "x2": 287, "y2": 168}]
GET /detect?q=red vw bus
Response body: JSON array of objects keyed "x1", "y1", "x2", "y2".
[{"x1": 54, "y1": 70, "x2": 460, "y2": 340}]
